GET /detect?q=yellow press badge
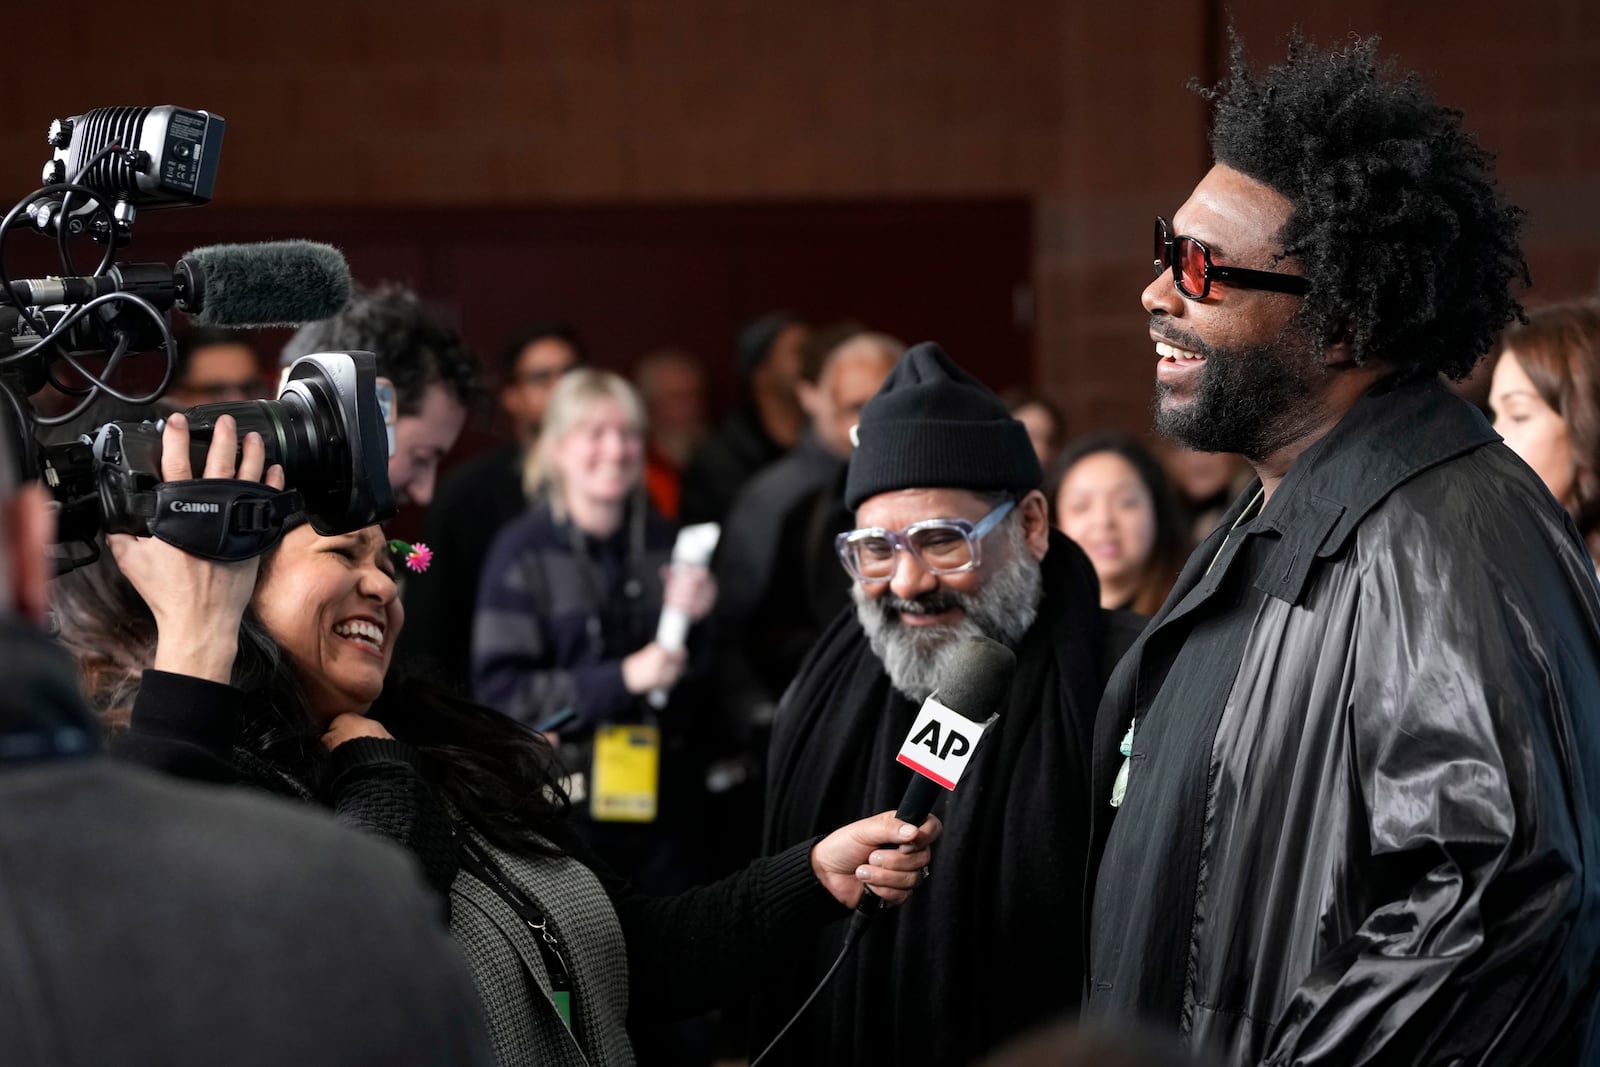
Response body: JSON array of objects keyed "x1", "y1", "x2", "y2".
[{"x1": 590, "y1": 724, "x2": 660, "y2": 822}]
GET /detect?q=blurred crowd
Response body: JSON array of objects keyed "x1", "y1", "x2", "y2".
[
  {"x1": 45, "y1": 283, "x2": 1600, "y2": 1065},
  {"x1": 7, "y1": 27, "x2": 1600, "y2": 1067}
]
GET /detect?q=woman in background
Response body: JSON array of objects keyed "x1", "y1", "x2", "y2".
[
  {"x1": 1048, "y1": 431, "x2": 1189, "y2": 616},
  {"x1": 1003, "y1": 388, "x2": 1067, "y2": 474},
  {"x1": 471, "y1": 369, "x2": 718, "y2": 903},
  {"x1": 1490, "y1": 299, "x2": 1600, "y2": 573},
  {"x1": 473, "y1": 367, "x2": 752, "y2": 1066}
]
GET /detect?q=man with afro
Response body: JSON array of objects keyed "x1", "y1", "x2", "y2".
[{"x1": 1083, "y1": 30, "x2": 1600, "y2": 1066}]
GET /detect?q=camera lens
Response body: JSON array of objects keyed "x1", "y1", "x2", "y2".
[
  {"x1": 178, "y1": 396, "x2": 344, "y2": 518},
  {"x1": 87, "y1": 351, "x2": 394, "y2": 546}
]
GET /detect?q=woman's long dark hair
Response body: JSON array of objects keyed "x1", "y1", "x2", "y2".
[
  {"x1": 58, "y1": 524, "x2": 572, "y2": 856},
  {"x1": 235, "y1": 536, "x2": 574, "y2": 854},
  {"x1": 50, "y1": 545, "x2": 156, "y2": 723},
  {"x1": 371, "y1": 666, "x2": 574, "y2": 855},
  {"x1": 1497, "y1": 300, "x2": 1600, "y2": 546}
]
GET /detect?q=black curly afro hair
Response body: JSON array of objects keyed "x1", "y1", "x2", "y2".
[{"x1": 1199, "y1": 29, "x2": 1528, "y2": 381}]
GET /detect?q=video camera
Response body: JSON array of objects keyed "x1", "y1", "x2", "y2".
[{"x1": 0, "y1": 106, "x2": 395, "y2": 571}]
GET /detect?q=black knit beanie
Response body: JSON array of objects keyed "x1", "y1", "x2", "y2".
[{"x1": 844, "y1": 342, "x2": 1042, "y2": 510}]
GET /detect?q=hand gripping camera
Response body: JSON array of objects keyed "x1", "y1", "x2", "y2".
[{"x1": 43, "y1": 350, "x2": 395, "y2": 562}]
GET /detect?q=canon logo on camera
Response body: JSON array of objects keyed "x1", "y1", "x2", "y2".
[{"x1": 170, "y1": 500, "x2": 220, "y2": 514}]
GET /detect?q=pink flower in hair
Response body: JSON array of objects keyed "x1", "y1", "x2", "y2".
[{"x1": 387, "y1": 539, "x2": 434, "y2": 574}]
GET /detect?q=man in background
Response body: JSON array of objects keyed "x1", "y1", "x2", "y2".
[
  {"x1": 633, "y1": 347, "x2": 709, "y2": 519},
  {"x1": 399, "y1": 321, "x2": 584, "y2": 692},
  {"x1": 282, "y1": 283, "x2": 481, "y2": 509},
  {"x1": 711, "y1": 325, "x2": 902, "y2": 816},
  {"x1": 164, "y1": 326, "x2": 267, "y2": 409},
  {"x1": 677, "y1": 311, "x2": 810, "y2": 525}
]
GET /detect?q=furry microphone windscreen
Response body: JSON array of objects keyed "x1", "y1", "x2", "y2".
[{"x1": 183, "y1": 240, "x2": 353, "y2": 327}]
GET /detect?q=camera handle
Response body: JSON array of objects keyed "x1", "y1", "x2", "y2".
[{"x1": 130, "y1": 479, "x2": 305, "y2": 562}]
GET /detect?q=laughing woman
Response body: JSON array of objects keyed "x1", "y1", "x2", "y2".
[{"x1": 93, "y1": 413, "x2": 939, "y2": 1067}]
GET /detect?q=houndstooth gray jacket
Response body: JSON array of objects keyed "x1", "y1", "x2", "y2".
[{"x1": 451, "y1": 827, "x2": 634, "y2": 1067}]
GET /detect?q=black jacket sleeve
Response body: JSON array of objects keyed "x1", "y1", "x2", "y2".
[
  {"x1": 114, "y1": 670, "x2": 458, "y2": 900},
  {"x1": 555, "y1": 824, "x2": 845, "y2": 1021},
  {"x1": 624, "y1": 840, "x2": 843, "y2": 1021},
  {"x1": 328, "y1": 737, "x2": 459, "y2": 899},
  {"x1": 113, "y1": 670, "x2": 243, "y2": 783}
]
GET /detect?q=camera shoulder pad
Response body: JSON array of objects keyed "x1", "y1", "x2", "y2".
[{"x1": 143, "y1": 479, "x2": 305, "y2": 561}]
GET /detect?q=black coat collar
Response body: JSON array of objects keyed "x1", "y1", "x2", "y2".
[{"x1": 1236, "y1": 374, "x2": 1498, "y2": 606}]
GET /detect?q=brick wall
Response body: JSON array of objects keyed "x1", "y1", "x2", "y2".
[{"x1": 5, "y1": 0, "x2": 1596, "y2": 439}]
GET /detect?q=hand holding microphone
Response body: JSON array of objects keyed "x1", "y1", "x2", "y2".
[
  {"x1": 748, "y1": 637, "x2": 1015, "y2": 1067},
  {"x1": 662, "y1": 563, "x2": 716, "y2": 623},
  {"x1": 851, "y1": 635, "x2": 1016, "y2": 930},
  {"x1": 622, "y1": 642, "x2": 688, "y2": 695},
  {"x1": 810, "y1": 809, "x2": 943, "y2": 909},
  {"x1": 648, "y1": 522, "x2": 720, "y2": 709}
]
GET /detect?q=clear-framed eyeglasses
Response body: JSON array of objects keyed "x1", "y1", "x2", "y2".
[{"x1": 835, "y1": 499, "x2": 1016, "y2": 585}]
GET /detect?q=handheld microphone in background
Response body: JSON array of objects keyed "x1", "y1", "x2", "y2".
[{"x1": 648, "y1": 521, "x2": 720, "y2": 709}]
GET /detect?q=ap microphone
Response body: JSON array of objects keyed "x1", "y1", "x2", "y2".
[
  {"x1": 846, "y1": 635, "x2": 1016, "y2": 941},
  {"x1": 893, "y1": 635, "x2": 1016, "y2": 825},
  {"x1": 755, "y1": 637, "x2": 1018, "y2": 1066},
  {"x1": 7, "y1": 239, "x2": 352, "y2": 327}
]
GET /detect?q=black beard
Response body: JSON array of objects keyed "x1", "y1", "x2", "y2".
[{"x1": 1151, "y1": 315, "x2": 1329, "y2": 462}]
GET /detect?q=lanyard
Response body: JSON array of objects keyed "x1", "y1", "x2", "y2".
[{"x1": 451, "y1": 826, "x2": 576, "y2": 1026}]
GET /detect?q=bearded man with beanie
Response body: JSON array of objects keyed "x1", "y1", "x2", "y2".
[{"x1": 750, "y1": 342, "x2": 1138, "y2": 1067}]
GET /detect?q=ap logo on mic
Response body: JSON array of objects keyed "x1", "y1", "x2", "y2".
[{"x1": 896, "y1": 693, "x2": 996, "y2": 790}]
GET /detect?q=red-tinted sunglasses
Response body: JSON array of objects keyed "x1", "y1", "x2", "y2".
[{"x1": 1154, "y1": 216, "x2": 1310, "y2": 300}]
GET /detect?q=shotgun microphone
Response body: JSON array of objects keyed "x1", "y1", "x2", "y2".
[{"x1": 7, "y1": 240, "x2": 352, "y2": 327}]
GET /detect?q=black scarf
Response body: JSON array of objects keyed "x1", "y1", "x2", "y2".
[{"x1": 752, "y1": 531, "x2": 1107, "y2": 1067}]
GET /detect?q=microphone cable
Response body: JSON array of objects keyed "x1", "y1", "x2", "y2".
[
  {"x1": 748, "y1": 636, "x2": 1013, "y2": 1064},
  {"x1": 747, "y1": 898, "x2": 880, "y2": 1067}
]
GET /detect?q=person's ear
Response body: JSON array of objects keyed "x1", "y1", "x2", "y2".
[
  {"x1": 2, "y1": 483, "x2": 56, "y2": 625},
  {"x1": 1324, "y1": 319, "x2": 1358, "y2": 367},
  {"x1": 501, "y1": 382, "x2": 527, "y2": 421},
  {"x1": 1017, "y1": 490, "x2": 1050, "y2": 562},
  {"x1": 795, "y1": 379, "x2": 824, "y2": 421}
]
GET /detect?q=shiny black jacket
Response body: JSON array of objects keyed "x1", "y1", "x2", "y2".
[{"x1": 1085, "y1": 377, "x2": 1600, "y2": 1065}]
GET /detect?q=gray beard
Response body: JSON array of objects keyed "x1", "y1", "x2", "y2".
[{"x1": 853, "y1": 519, "x2": 1043, "y2": 704}]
